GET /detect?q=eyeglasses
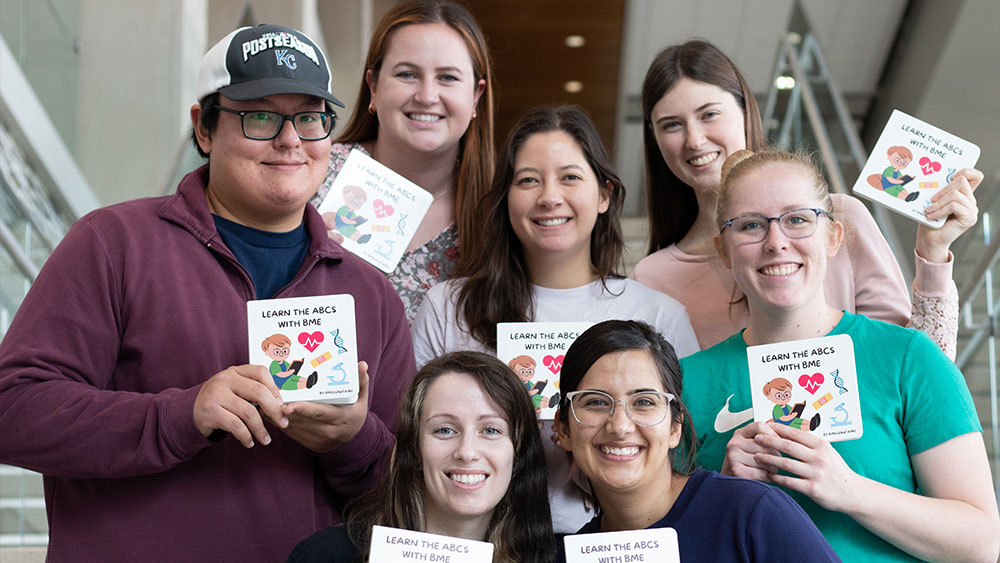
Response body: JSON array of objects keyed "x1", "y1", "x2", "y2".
[
  {"x1": 214, "y1": 105, "x2": 336, "y2": 141},
  {"x1": 721, "y1": 208, "x2": 833, "y2": 245},
  {"x1": 565, "y1": 390, "x2": 674, "y2": 427}
]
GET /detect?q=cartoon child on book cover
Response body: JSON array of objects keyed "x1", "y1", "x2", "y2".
[
  {"x1": 763, "y1": 377, "x2": 820, "y2": 431},
  {"x1": 508, "y1": 355, "x2": 560, "y2": 414},
  {"x1": 867, "y1": 146, "x2": 919, "y2": 202},
  {"x1": 335, "y1": 185, "x2": 372, "y2": 244},
  {"x1": 261, "y1": 334, "x2": 317, "y2": 390}
]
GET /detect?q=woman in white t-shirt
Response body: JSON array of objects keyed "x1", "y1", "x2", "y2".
[{"x1": 412, "y1": 104, "x2": 698, "y2": 533}]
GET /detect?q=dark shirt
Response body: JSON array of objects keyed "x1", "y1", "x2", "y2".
[
  {"x1": 288, "y1": 525, "x2": 361, "y2": 563},
  {"x1": 213, "y1": 214, "x2": 309, "y2": 299},
  {"x1": 559, "y1": 470, "x2": 840, "y2": 563}
]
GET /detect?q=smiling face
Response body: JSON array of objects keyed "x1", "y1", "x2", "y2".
[
  {"x1": 193, "y1": 93, "x2": 331, "y2": 232},
  {"x1": 650, "y1": 77, "x2": 747, "y2": 197},
  {"x1": 420, "y1": 372, "x2": 514, "y2": 537},
  {"x1": 263, "y1": 343, "x2": 290, "y2": 363},
  {"x1": 766, "y1": 386, "x2": 792, "y2": 406},
  {"x1": 717, "y1": 163, "x2": 843, "y2": 315},
  {"x1": 557, "y1": 349, "x2": 681, "y2": 498},
  {"x1": 368, "y1": 23, "x2": 485, "y2": 159},
  {"x1": 507, "y1": 130, "x2": 611, "y2": 269},
  {"x1": 889, "y1": 151, "x2": 910, "y2": 170},
  {"x1": 343, "y1": 186, "x2": 366, "y2": 210},
  {"x1": 513, "y1": 364, "x2": 534, "y2": 382}
]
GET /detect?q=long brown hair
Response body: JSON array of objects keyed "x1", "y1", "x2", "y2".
[
  {"x1": 336, "y1": 0, "x2": 496, "y2": 258},
  {"x1": 453, "y1": 105, "x2": 625, "y2": 349},
  {"x1": 641, "y1": 39, "x2": 766, "y2": 254},
  {"x1": 344, "y1": 352, "x2": 553, "y2": 563}
]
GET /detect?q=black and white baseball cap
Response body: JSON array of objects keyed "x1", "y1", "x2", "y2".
[{"x1": 196, "y1": 24, "x2": 344, "y2": 107}]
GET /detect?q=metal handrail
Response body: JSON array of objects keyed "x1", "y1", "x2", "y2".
[
  {"x1": 958, "y1": 223, "x2": 1000, "y2": 307},
  {"x1": 764, "y1": 31, "x2": 912, "y2": 282},
  {"x1": 764, "y1": 1, "x2": 1000, "y2": 494}
]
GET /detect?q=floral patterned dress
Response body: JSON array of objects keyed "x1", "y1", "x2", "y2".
[{"x1": 311, "y1": 143, "x2": 460, "y2": 323}]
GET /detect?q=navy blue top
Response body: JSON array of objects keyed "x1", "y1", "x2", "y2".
[
  {"x1": 213, "y1": 215, "x2": 309, "y2": 299},
  {"x1": 560, "y1": 470, "x2": 840, "y2": 563}
]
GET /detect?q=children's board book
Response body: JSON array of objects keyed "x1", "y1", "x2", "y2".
[
  {"x1": 746, "y1": 334, "x2": 862, "y2": 442},
  {"x1": 852, "y1": 109, "x2": 979, "y2": 228},
  {"x1": 317, "y1": 149, "x2": 434, "y2": 272},
  {"x1": 247, "y1": 294, "x2": 359, "y2": 404},
  {"x1": 496, "y1": 322, "x2": 593, "y2": 420},
  {"x1": 369, "y1": 525, "x2": 494, "y2": 562},
  {"x1": 563, "y1": 528, "x2": 680, "y2": 563}
]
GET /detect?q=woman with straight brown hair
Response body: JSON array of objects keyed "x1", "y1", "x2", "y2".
[
  {"x1": 633, "y1": 39, "x2": 981, "y2": 355},
  {"x1": 312, "y1": 0, "x2": 495, "y2": 321},
  {"x1": 289, "y1": 351, "x2": 554, "y2": 563}
]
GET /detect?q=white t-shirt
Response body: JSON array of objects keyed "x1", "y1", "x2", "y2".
[{"x1": 411, "y1": 276, "x2": 699, "y2": 533}]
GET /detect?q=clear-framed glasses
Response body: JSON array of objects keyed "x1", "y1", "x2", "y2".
[
  {"x1": 214, "y1": 105, "x2": 337, "y2": 141},
  {"x1": 565, "y1": 390, "x2": 674, "y2": 427},
  {"x1": 721, "y1": 207, "x2": 833, "y2": 245}
]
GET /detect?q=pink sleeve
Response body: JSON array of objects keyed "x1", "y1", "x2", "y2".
[
  {"x1": 838, "y1": 195, "x2": 958, "y2": 357},
  {"x1": 910, "y1": 250, "x2": 959, "y2": 359},
  {"x1": 837, "y1": 194, "x2": 911, "y2": 326}
]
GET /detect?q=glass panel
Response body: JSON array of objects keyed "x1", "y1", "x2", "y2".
[{"x1": 0, "y1": 0, "x2": 81, "y2": 152}]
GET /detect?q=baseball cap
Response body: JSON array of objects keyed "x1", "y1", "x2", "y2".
[{"x1": 196, "y1": 24, "x2": 344, "y2": 107}]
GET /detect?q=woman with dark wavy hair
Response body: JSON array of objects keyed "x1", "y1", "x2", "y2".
[
  {"x1": 632, "y1": 39, "x2": 980, "y2": 356},
  {"x1": 311, "y1": 0, "x2": 495, "y2": 322},
  {"x1": 554, "y1": 320, "x2": 837, "y2": 562},
  {"x1": 412, "y1": 104, "x2": 698, "y2": 533},
  {"x1": 289, "y1": 352, "x2": 553, "y2": 562},
  {"x1": 556, "y1": 321, "x2": 840, "y2": 563}
]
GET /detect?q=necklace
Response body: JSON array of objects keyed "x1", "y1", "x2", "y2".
[{"x1": 432, "y1": 184, "x2": 455, "y2": 202}]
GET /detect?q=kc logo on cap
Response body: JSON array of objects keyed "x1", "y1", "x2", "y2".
[
  {"x1": 196, "y1": 23, "x2": 344, "y2": 107},
  {"x1": 275, "y1": 49, "x2": 297, "y2": 69}
]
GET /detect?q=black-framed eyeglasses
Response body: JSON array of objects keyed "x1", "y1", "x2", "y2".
[
  {"x1": 565, "y1": 390, "x2": 674, "y2": 427},
  {"x1": 214, "y1": 105, "x2": 336, "y2": 141},
  {"x1": 721, "y1": 208, "x2": 833, "y2": 245}
]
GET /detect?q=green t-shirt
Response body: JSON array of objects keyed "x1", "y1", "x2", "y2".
[{"x1": 680, "y1": 312, "x2": 981, "y2": 562}]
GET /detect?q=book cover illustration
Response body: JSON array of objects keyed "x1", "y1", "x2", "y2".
[
  {"x1": 746, "y1": 334, "x2": 862, "y2": 442},
  {"x1": 316, "y1": 149, "x2": 433, "y2": 273},
  {"x1": 496, "y1": 322, "x2": 593, "y2": 420},
  {"x1": 247, "y1": 294, "x2": 359, "y2": 404},
  {"x1": 852, "y1": 109, "x2": 980, "y2": 228}
]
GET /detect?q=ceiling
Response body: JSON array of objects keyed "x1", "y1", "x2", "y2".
[
  {"x1": 456, "y1": 0, "x2": 906, "y2": 153},
  {"x1": 447, "y1": 0, "x2": 908, "y2": 215},
  {"x1": 456, "y1": 0, "x2": 626, "y2": 148}
]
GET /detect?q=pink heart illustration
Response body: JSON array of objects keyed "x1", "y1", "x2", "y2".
[
  {"x1": 798, "y1": 372, "x2": 824, "y2": 394},
  {"x1": 918, "y1": 156, "x2": 942, "y2": 175},
  {"x1": 543, "y1": 354, "x2": 565, "y2": 375},
  {"x1": 297, "y1": 331, "x2": 324, "y2": 353},
  {"x1": 373, "y1": 199, "x2": 395, "y2": 218}
]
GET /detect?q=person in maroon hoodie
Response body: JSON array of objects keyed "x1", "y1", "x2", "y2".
[{"x1": 0, "y1": 24, "x2": 415, "y2": 562}]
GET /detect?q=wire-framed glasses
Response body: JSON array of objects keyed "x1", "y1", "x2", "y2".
[
  {"x1": 214, "y1": 105, "x2": 336, "y2": 141},
  {"x1": 565, "y1": 390, "x2": 674, "y2": 427},
  {"x1": 721, "y1": 207, "x2": 833, "y2": 245}
]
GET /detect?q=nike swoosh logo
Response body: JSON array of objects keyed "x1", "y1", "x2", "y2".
[{"x1": 714, "y1": 394, "x2": 753, "y2": 433}]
